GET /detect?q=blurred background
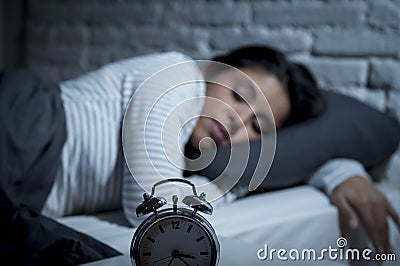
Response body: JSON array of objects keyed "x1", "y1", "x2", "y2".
[{"x1": 1, "y1": 0, "x2": 399, "y2": 120}]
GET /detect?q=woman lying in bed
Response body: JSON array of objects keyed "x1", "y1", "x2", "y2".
[
  {"x1": 117, "y1": 46, "x2": 399, "y2": 254},
  {"x1": 1, "y1": 45, "x2": 398, "y2": 263}
]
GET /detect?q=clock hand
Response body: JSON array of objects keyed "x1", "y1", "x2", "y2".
[
  {"x1": 154, "y1": 249, "x2": 185, "y2": 265},
  {"x1": 178, "y1": 253, "x2": 195, "y2": 259},
  {"x1": 153, "y1": 255, "x2": 172, "y2": 265},
  {"x1": 167, "y1": 257, "x2": 174, "y2": 266},
  {"x1": 177, "y1": 257, "x2": 190, "y2": 266}
]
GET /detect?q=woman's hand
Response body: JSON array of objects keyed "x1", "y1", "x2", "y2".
[{"x1": 330, "y1": 176, "x2": 400, "y2": 253}]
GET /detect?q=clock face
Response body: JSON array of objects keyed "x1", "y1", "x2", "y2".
[{"x1": 135, "y1": 215, "x2": 217, "y2": 266}]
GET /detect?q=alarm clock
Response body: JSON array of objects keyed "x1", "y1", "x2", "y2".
[{"x1": 130, "y1": 178, "x2": 220, "y2": 266}]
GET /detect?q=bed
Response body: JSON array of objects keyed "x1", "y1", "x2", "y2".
[
  {"x1": 1, "y1": 58, "x2": 398, "y2": 266},
  {"x1": 47, "y1": 58, "x2": 400, "y2": 265},
  {"x1": 58, "y1": 150, "x2": 400, "y2": 265}
]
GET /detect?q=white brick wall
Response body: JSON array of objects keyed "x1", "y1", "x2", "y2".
[{"x1": 24, "y1": 0, "x2": 400, "y2": 121}]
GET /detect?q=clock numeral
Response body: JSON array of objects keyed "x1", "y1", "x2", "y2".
[
  {"x1": 200, "y1": 252, "x2": 208, "y2": 255},
  {"x1": 147, "y1": 237, "x2": 155, "y2": 243},
  {"x1": 171, "y1": 221, "x2": 180, "y2": 229},
  {"x1": 158, "y1": 225, "x2": 164, "y2": 233},
  {"x1": 186, "y1": 225, "x2": 193, "y2": 233},
  {"x1": 143, "y1": 252, "x2": 151, "y2": 256},
  {"x1": 196, "y1": 236, "x2": 205, "y2": 242}
]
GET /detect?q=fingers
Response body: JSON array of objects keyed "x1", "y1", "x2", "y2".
[
  {"x1": 347, "y1": 190, "x2": 389, "y2": 253},
  {"x1": 331, "y1": 177, "x2": 396, "y2": 254},
  {"x1": 331, "y1": 192, "x2": 359, "y2": 229},
  {"x1": 366, "y1": 199, "x2": 389, "y2": 253}
]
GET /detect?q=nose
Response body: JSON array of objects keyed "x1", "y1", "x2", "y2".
[{"x1": 229, "y1": 105, "x2": 254, "y2": 135}]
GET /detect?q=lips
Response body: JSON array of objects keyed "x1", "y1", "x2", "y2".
[{"x1": 211, "y1": 119, "x2": 229, "y2": 145}]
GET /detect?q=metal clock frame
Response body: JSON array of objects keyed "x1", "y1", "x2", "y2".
[{"x1": 130, "y1": 178, "x2": 220, "y2": 266}]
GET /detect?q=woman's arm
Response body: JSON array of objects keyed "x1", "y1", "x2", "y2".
[
  {"x1": 309, "y1": 159, "x2": 400, "y2": 253},
  {"x1": 308, "y1": 158, "x2": 370, "y2": 195}
]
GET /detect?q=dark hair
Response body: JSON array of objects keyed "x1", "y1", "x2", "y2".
[{"x1": 212, "y1": 45, "x2": 325, "y2": 126}]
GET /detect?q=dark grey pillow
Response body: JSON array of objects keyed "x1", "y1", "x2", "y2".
[{"x1": 184, "y1": 91, "x2": 400, "y2": 193}]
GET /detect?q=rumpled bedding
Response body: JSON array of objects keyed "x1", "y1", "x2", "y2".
[{"x1": 0, "y1": 69, "x2": 121, "y2": 265}]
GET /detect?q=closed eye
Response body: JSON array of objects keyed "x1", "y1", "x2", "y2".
[
  {"x1": 252, "y1": 117, "x2": 261, "y2": 134},
  {"x1": 232, "y1": 90, "x2": 246, "y2": 103}
]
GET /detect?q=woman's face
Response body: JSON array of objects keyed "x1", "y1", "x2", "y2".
[{"x1": 189, "y1": 66, "x2": 291, "y2": 149}]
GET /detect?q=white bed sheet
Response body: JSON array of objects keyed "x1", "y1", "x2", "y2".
[
  {"x1": 57, "y1": 181, "x2": 399, "y2": 266},
  {"x1": 57, "y1": 186, "x2": 336, "y2": 253}
]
